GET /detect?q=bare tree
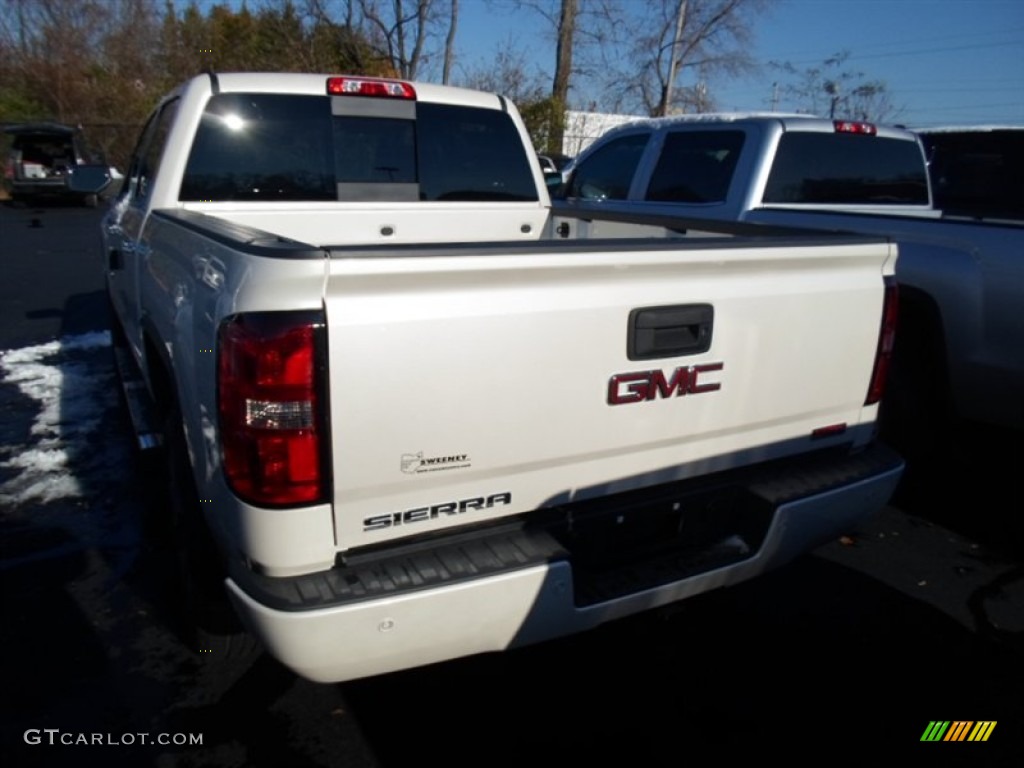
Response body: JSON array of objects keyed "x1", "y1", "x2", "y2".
[
  {"x1": 508, "y1": 0, "x2": 586, "y2": 154},
  {"x1": 508, "y1": 1, "x2": 631, "y2": 101},
  {"x1": 1, "y1": 0, "x2": 164, "y2": 124},
  {"x1": 0, "y1": 0, "x2": 389, "y2": 169},
  {"x1": 460, "y1": 40, "x2": 546, "y2": 101},
  {"x1": 552, "y1": 0, "x2": 577, "y2": 105},
  {"x1": 357, "y1": 0, "x2": 440, "y2": 79},
  {"x1": 771, "y1": 51, "x2": 902, "y2": 123},
  {"x1": 442, "y1": 0, "x2": 457, "y2": 83},
  {"x1": 657, "y1": 0, "x2": 688, "y2": 116},
  {"x1": 458, "y1": 37, "x2": 558, "y2": 150},
  {"x1": 546, "y1": 0, "x2": 576, "y2": 150},
  {"x1": 603, "y1": 0, "x2": 766, "y2": 116},
  {"x1": 2, "y1": 0, "x2": 110, "y2": 122}
]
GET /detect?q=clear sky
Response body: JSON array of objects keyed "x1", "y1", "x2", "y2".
[
  {"x1": 449, "y1": 0, "x2": 1024, "y2": 127},
  {"x1": 209, "y1": 0, "x2": 1023, "y2": 127}
]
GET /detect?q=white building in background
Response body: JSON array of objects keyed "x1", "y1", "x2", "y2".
[{"x1": 563, "y1": 110, "x2": 643, "y2": 156}]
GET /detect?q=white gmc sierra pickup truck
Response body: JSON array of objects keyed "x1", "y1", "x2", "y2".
[
  {"x1": 104, "y1": 74, "x2": 903, "y2": 683},
  {"x1": 557, "y1": 114, "x2": 1024, "y2": 436}
]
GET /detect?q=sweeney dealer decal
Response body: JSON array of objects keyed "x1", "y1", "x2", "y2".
[{"x1": 401, "y1": 451, "x2": 472, "y2": 474}]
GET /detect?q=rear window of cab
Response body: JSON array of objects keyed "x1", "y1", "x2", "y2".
[
  {"x1": 180, "y1": 93, "x2": 538, "y2": 203},
  {"x1": 764, "y1": 132, "x2": 929, "y2": 205}
]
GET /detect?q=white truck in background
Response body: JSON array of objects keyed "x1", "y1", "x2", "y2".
[
  {"x1": 104, "y1": 74, "x2": 903, "y2": 683},
  {"x1": 556, "y1": 114, "x2": 1024, "y2": 437}
]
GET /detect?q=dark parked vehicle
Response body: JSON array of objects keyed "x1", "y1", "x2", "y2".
[
  {"x1": 916, "y1": 125, "x2": 1024, "y2": 221},
  {"x1": 3, "y1": 122, "x2": 111, "y2": 206}
]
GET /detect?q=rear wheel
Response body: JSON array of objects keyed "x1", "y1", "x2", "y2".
[
  {"x1": 879, "y1": 294, "x2": 951, "y2": 462},
  {"x1": 880, "y1": 293, "x2": 954, "y2": 513},
  {"x1": 163, "y1": 404, "x2": 260, "y2": 664}
]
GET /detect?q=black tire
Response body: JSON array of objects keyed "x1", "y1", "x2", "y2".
[
  {"x1": 82, "y1": 192, "x2": 99, "y2": 208},
  {"x1": 879, "y1": 295, "x2": 954, "y2": 511},
  {"x1": 163, "y1": 405, "x2": 261, "y2": 664},
  {"x1": 880, "y1": 298, "x2": 950, "y2": 453}
]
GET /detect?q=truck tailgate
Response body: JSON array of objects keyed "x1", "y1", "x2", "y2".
[{"x1": 324, "y1": 238, "x2": 896, "y2": 548}]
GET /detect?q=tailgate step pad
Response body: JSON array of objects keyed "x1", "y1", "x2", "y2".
[{"x1": 233, "y1": 444, "x2": 902, "y2": 611}]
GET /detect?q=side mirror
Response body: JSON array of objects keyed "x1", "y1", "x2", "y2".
[{"x1": 544, "y1": 172, "x2": 565, "y2": 198}]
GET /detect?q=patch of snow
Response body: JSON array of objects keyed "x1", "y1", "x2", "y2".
[{"x1": 0, "y1": 331, "x2": 122, "y2": 509}]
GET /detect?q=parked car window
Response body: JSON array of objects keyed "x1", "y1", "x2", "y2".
[
  {"x1": 180, "y1": 95, "x2": 537, "y2": 203},
  {"x1": 919, "y1": 130, "x2": 1024, "y2": 220},
  {"x1": 566, "y1": 133, "x2": 650, "y2": 201},
  {"x1": 764, "y1": 133, "x2": 928, "y2": 205},
  {"x1": 645, "y1": 130, "x2": 744, "y2": 203}
]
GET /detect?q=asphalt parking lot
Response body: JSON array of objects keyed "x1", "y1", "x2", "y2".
[{"x1": 1, "y1": 201, "x2": 1021, "y2": 767}]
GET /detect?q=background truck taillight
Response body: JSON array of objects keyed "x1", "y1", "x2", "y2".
[
  {"x1": 218, "y1": 310, "x2": 330, "y2": 506},
  {"x1": 865, "y1": 276, "x2": 899, "y2": 406}
]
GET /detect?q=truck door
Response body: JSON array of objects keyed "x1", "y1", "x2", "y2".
[{"x1": 105, "y1": 99, "x2": 179, "y2": 364}]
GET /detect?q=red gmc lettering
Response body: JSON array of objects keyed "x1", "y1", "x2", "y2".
[{"x1": 608, "y1": 363, "x2": 723, "y2": 405}]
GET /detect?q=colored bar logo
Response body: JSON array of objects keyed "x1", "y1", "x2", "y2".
[{"x1": 921, "y1": 721, "x2": 997, "y2": 742}]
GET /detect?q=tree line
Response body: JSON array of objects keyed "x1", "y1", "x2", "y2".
[{"x1": 0, "y1": 0, "x2": 896, "y2": 169}]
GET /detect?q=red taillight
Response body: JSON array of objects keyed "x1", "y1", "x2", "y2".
[
  {"x1": 834, "y1": 120, "x2": 877, "y2": 136},
  {"x1": 865, "y1": 276, "x2": 899, "y2": 405},
  {"x1": 327, "y1": 76, "x2": 416, "y2": 100},
  {"x1": 218, "y1": 311, "x2": 329, "y2": 506}
]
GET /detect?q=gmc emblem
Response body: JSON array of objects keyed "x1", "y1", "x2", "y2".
[{"x1": 608, "y1": 363, "x2": 724, "y2": 405}]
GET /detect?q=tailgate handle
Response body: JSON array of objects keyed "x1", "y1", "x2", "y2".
[{"x1": 628, "y1": 304, "x2": 714, "y2": 360}]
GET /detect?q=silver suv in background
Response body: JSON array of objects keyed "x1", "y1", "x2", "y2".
[
  {"x1": 553, "y1": 113, "x2": 1024, "y2": 434},
  {"x1": 3, "y1": 122, "x2": 111, "y2": 206}
]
